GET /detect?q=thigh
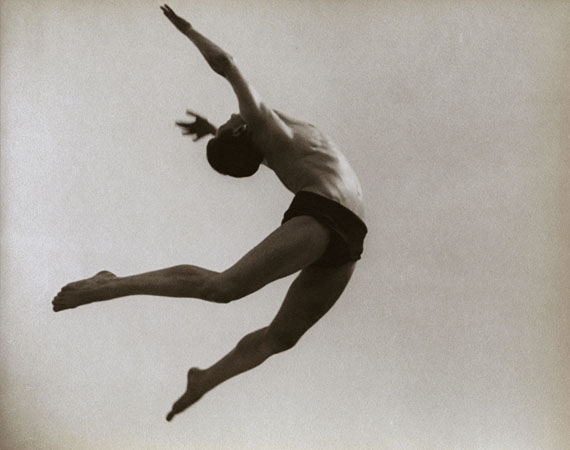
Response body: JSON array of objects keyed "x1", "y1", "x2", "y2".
[
  {"x1": 266, "y1": 262, "x2": 356, "y2": 345},
  {"x1": 219, "y1": 216, "x2": 331, "y2": 297}
]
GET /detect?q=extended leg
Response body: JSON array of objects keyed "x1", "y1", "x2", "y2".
[
  {"x1": 166, "y1": 262, "x2": 356, "y2": 421},
  {"x1": 52, "y1": 265, "x2": 219, "y2": 312},
  {"x1": 52, "y1": 216, "x2": 330, "y2": 311}
]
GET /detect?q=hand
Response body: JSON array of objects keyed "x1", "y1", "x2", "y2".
[
  {"x1": 175, "y1": 110, "x2": 217, "y2": 141},
  {"x1": 160, "y1": 4, "x2": 192, "y2": 34}
]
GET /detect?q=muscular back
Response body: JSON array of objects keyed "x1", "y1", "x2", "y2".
[{"x1": 251, "y1": 109, "x2": 365, "y2": 219}]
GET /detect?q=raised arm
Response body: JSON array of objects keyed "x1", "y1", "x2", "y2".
[{"x1": 160, "y1": 5, "x2": 266, "y2": 126}]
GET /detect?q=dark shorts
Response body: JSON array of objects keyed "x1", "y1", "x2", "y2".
[{"x1": 281, "y1": 191, "x2": 368, "y2": 268}]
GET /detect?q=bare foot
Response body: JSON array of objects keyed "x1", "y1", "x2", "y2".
[
  {"x1": 52, "y1": 271, "x2": 117, "y2": 312},
  {"x1": 166, "y1": 368, "x2": 208, "y2": 421}
]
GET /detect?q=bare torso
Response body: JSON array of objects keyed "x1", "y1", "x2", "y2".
[{"x1": 251, "y1": 109, "x2": 365, "y2": 220}]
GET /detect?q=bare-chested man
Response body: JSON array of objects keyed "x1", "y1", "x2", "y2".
[{"x1": 52, "y1": 4, "x2": 368, "y2": 422}]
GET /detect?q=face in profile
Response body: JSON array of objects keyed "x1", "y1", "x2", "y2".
[{"x1": 216, "y1": 114, "x2": 247, "y2": 138}]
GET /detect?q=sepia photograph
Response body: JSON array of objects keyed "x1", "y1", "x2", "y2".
[{"x1": 1, "y1": 1, "x2": 569, "y2": 449}]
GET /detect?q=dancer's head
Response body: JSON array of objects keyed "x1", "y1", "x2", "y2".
[{"x1": 207, "y1": 114, "x2": 262, "y2": 177}]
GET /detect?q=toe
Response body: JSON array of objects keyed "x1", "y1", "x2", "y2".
[{"x1": 52, "y1": 298, "x2": 70, "y2": 312}]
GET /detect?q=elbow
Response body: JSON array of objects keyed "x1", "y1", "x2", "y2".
[
  {"x1": 218, "y1": 54, "x2": 236, "y2": 77},
  {"x1": 209, "y1": 53, "x2": 234, "y2": 77}
]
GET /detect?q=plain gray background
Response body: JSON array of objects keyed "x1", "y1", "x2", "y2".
[{"x1": 1, "y1": 1, "x2": 569, "y2": 449}]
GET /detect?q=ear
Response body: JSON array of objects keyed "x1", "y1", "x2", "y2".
[{"x1": 232, "y1": 124, "x2": 248, "y2": 137}]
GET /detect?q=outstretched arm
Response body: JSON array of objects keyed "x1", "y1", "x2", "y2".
[{"x1": 160, "y1": 4, "x2": 266, "y2": 126}]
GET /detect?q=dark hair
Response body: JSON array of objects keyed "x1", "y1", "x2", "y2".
[{"x1": 206, "y1": 130, "x2": 262, "y2": 177}]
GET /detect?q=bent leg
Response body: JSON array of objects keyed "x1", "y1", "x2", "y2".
[
  {"x1": 263, "y1": 262, "x2": 356, "y2": 348},
  {"x1": 52, "y1": 216, "x2": 330, "y2": 311},
  {"x1": 165, "y1": 262, "x2": 356, "y2": 420}
]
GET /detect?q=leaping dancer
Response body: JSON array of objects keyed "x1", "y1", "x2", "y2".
[{"x1": 52, "y1": 4, "x2": 368, "y2": 422}]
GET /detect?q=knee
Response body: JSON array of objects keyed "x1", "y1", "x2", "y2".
[
  {"x1": 265, "y1": 329, "x2": 300, "y2": 354},
  {"x1": 203, "y1": 274, "x2": 243, "y2": 304}
]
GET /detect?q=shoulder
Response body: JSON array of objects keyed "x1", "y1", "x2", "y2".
[{"x1": 249, "y1": 104, "x2": 294, "y2": 142}]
